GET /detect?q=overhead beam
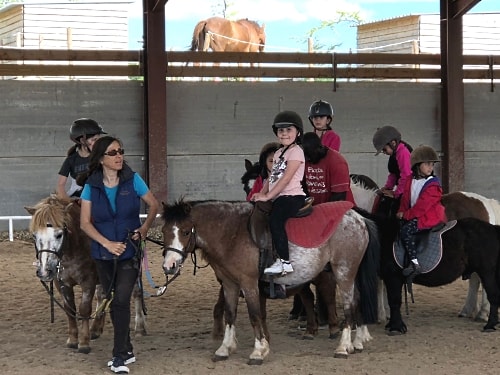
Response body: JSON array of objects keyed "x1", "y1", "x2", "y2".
[{"x1": 449, "y1": 0, "x2": 481, "y2": 19}]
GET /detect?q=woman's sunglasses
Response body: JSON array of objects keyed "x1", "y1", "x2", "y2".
[{"x1": 104, "y1": 148, "x2": 125, "y2": 156}]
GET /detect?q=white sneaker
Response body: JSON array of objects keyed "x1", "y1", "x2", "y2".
[{"x1": 264, "y1": 259, "x2": 293, "y2": 275}]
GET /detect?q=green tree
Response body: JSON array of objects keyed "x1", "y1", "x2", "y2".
[
  {"x1": 302, "y1": 11, "x2": 363, "y2": 52},
  {"x1": 211, "y1": 0, "x2": 238, "y2": 20}
]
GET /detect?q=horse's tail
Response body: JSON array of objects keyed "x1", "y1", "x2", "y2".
[
  {"x1": 356, "y1": 217, "x2": 380, "y2": 324},
  {"x1": 190, "y1": 20, "x2": 206, "y2": 51}
]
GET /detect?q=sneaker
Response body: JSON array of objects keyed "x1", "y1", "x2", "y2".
[
  {"x1": 402, "y1": 262, "x2": 422, "y2": 277},
  {"x1": 110, "y1": 357, "x2": 129, "y2": 374},
  {"x1": 107, "y1": 352, "x2": 136, "y2": 367},
  {"x1": 264, "y1": 259, "x2": 293, "y2": 275},
  {"x1": 282, "y1": 261, "x2": 293, "y2": 274}
]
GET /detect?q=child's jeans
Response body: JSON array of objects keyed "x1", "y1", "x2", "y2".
[{"x1": 400, "y1": 218, "x2": 419, "y2": 260}]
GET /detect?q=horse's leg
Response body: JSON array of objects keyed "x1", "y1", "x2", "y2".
[
  {"x1": 377, "y1": 278, "x2": 389, "y2": 323},
  {"x1": 133, "y1": 283, "x2": 147, "y2": 336},
  {"x1": 352, "y1": 324, "x2": 373, "y2": 352},
  {"x1": 478, "y1": 285, "x2": 491, "y2": 322},
  {"x1": 58, "y1": 282, "x2": 79, "y2": 350},
  {"x1": 78, "y1": 286, "x2": 94, "y2": 354},
  {"x1": 313, "y1": 271, "x2": 339, "y2": 339},
  {"x1": 213, "y1": 283, "x2": 240, "y2": 361},
  {"x1": 383, "y1": 270, "x2": 407, "y2": 335},
  {"x1": 212, "y1": 285, "x2": 225, "y2": 340},
  {"x1": 90, "y1": 284, "x2": 106, "y2": 340},
  {"x1": 242, "y1": 284, "x2": 270, "y2": 365},
  {"x1": 259, "y1": 292, "x2": 270, "y2": 340},
  {"x1": 298, "y1": 285, "x2": 318, "y2": 340},
  {"x1": 332, "y1": 277, "x2": 356, "y2": 358},
  {"x1": 459, "y1": 272, "x2": 480, "y2": 319},
  {"x1": 475, "y1": 271, "x2": 500, "y2": 331}
]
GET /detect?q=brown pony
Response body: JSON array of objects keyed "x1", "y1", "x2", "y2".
[
  {"x1": 25, "y1": 195, "x2": 147, "y2": 353},
  {"x1": 190, "y1": 17, "x2": 265, "y2": 52},
  {"x1": 161, "y1": 199, "x2": 379, "y2": 364}
]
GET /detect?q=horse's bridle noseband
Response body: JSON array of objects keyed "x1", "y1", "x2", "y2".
[{"x1": 162, "y1": 226, "x2": 197, "y2": 262}]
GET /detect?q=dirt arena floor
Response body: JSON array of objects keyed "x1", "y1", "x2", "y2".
[{"x1": 1, "y1": 235, "x2": 500, "y2": 375}]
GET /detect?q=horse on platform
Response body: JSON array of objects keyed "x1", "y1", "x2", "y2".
[
  {"x1": 190, "y1": 17, "x2": 266, "y2": 52},
  {"x1": 25, "y1": 195, "x2": 147, "y2": 353},
  {"x1": 367, "y1": 210, "x2": 500, "y2": 334},
  {"x1": 161, "y1": 199, "x2": 379, "y2": 364}
]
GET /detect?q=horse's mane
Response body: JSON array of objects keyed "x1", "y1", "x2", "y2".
[
  {"x1": 349, "y1": 174, "x2": 379, "y2": 191},
  {"x1": 241, "y1": 161, "x2": 260, "y2": 185},
  {"x1": 162, "y1": 198, "x2": 192, "y2": 222},
  {"x1": 29, "y1": 194, "x2": 79, "y2": 233},
  {"x1": 237, "y1": 18, "x2": 261, "y2": 29}
]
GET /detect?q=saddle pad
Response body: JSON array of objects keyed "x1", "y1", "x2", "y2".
[
  {"x1": 286, "y1": 201, "x2": 354, "y2": 248},
  {"x1": 393, "y1": 220, "x2": 457, "y2": 273}
]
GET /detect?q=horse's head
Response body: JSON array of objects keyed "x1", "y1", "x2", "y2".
[
  {"x1": 241, "y1": 159, "x2": 261, "y2": 197},
  {"x1": 161, "y1": 199, "x2": 197, "y2": 275},
  {"x1": 25, "y1": 195, "x2": 76, "y2": 282},
  {"x1": 257, "y1": 23, "x2": 266, "y2": 52}
]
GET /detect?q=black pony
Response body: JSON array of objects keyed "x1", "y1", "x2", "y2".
[{"x1": 366, "y1": 211, "x2": 500, "y2": 334}]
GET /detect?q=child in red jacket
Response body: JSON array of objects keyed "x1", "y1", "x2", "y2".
[{"x1": 396, "y1": 145, "x2": 446, "y2": 277}]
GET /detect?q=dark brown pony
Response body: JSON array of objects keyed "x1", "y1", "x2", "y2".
[
  {"x1": 161, "y1": 199, "x2": 379, "y2": 364},
  {"x1": 25, "y1": 195, "x2": 148, "y2": 353},
  {"x1": 190, "y1": 17, "x2": 265, "y2": 52}
]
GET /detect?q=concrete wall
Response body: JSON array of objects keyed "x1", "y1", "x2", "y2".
[{"x1": 1, "y1": 80, "x2": 500, "y2": 230}]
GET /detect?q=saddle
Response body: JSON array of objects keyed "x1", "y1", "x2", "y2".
[{"x1": 393, "y1": 220, "x2": 457, "y2": 273}]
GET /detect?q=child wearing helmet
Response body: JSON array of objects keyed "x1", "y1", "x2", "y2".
[
  {"x1": 396, "y1": 145, "x2": 446, "y2": 277},
  {"x1": 246, "y1": 142, "x2": 280, "y2": 201},
  {"x1": 308, "y1": 100, "x2": 341, "y2": 151},
  {"x1": 252, "y1": 110, "x2": 306, "y2": 275},
  {"x1": 56, "y1": 118, "x2": 107, "y2": 198},
  {"x1": 372, "y1": 125, "x2": 413, "y2": 217}
]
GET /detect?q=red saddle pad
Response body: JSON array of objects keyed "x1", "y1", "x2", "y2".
[{"x1": 286, "y1": 201, "x2": 354, "y2": 248}]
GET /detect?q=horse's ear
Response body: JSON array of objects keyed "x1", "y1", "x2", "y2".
[
  {"x1": 24, "y1": 206, "x2": 36, "y2": 215},
  {"x1": 261, "y1": 23, "x2": 266, "y2": 30},
  {"x1": 245, "y1": 159, "x2": 253, "y2": 172}
]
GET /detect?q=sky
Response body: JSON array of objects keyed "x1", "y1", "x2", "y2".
[{"x1": 127, "y1": 0, "x2": 499, "y2": 52}]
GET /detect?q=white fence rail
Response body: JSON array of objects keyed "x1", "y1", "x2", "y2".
[{"x1": 0, "y1": 214, "x2": 153, "y2": 242}]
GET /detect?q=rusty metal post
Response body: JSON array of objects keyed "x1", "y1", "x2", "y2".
[{"x1": 143, "y1": 0, "x2": 168, "y2": 203}]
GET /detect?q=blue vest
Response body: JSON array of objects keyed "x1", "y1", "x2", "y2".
[{"x1": 87, "y1": 165, "x2": 141, "y2": 260}]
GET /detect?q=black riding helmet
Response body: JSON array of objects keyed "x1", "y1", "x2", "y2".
[
  {"x1": 70, "y1": 118, "x2": 107, "y2": 144},
  {"x1": 272, "y1": 110, "x2": 304, "y2": 144},
  {"x1": 308, "y1": 100, "x2": 334, "y2": 129},
  {"x1": 372, "y1": 125, "x2": 401, "y2": 155}
]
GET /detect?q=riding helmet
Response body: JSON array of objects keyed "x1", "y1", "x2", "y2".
[
  {"x1": 308, "y1": 100, "x2": 334, "y2": 124},
  {"x1": 372, "y1": 125, "x2": 402, "y2": 155},
  {"x1": 272, "y1": 110, "x2": 304, "y2": 137},
  {"x1": 410, "y1": 145, "x2": 440, "y2": 168},
  {"x1": 70, "y1": 118, "x2": 107, "y2": 143}
]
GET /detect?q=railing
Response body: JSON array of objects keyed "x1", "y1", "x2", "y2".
[
  {"x1": 0, "y1": 48, "x2": 499, "y2": 80},
  {"x1": 0, "y1": 214, "x2": 156, "y2": 242}
]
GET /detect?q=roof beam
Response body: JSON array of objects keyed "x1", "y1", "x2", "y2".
[{"x1": 449, "y1": 0, "x2": 481, "y2": 19}]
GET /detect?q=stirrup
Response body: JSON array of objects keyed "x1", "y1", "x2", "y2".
[{"x1": 295, "y1": 197, "x2": 314, "y2": 218}]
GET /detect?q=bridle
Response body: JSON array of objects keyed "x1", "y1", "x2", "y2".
[
  {"x1": 34, "y1": 224, "x2": 91, "y2": 321},
  {"x1": 156, "y1": 226, "x2": 199, "y2": 295}
]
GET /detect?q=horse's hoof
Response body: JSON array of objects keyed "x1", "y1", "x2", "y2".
[
  {"x1": 90, "y1": 333, "x2": 101, "y2": 340},
  {"x1": 333, "y1": 352, "x2": 349, "y2": 359},
  {"x1": 247, "y1": 358, "x2": 263, "y2": 365},
  {"x1": 77, "y1": 346, "x2": 91, "y2": 354},
  {"x1": 482, "y1": 327, "x2": 496, "y2": 333},
  {"x1": 302, "y1": 333, "x2": 314, "y2": 340},
  {"x1": 387, "y1": 330, "x2": 404, "y2": 336},
  {"x1": 329, "y1": 331, "x2": 341, "y2": 340},
  {"x1": 212, "y1": 355, "x2": 228, "y2": 362},
  {"x1": 66, "y1": 342, "x2": 78, "y2": 349}
]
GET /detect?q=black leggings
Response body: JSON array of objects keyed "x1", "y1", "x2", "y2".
[
  {"x1": 95, "y1": 258, "x2": 139, "y2": 359},
  {"x1": 269, "y1": 195, "x2": 305, "y2": 260},
  {"x1": 400, "y1": 219, "x2": 419, "y2": 260}
]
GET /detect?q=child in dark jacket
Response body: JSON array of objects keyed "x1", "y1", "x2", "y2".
[{"x1": 396, "y1": 145, "x2": 446, "y2": 277}]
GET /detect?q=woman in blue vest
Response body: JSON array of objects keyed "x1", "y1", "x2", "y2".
[{"x1": 78, "y1": 136, "x2": 159, "y2": 374}]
